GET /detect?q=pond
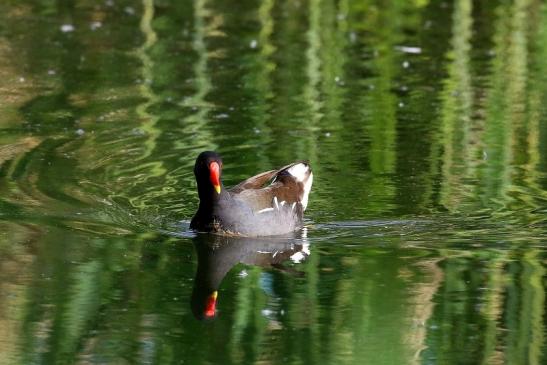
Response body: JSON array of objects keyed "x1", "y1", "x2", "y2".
[{"x1": 0, "y1": 0, "x2": 546, "y2": 364}]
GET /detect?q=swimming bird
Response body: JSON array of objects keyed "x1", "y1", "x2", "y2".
[{"x1": 190, "y1": 151, "x2": 313, "y2": 236}]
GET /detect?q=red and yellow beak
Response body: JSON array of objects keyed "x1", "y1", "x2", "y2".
[
  {"x1": 209, "y1": 161, "x2": 221, "y2": 194},
  {"x1": 204, "y1": 291, "x2": 218, "y2": 318}
]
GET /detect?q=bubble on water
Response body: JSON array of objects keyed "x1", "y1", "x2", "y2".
[
  {"x1": 215, "y1": 113, "x2": 229, "y2": 119},
  {"x1": 395, "y1": 46, "x2": 422, "y2": 54},
  {"x1": 325, "y1": 132, "x2": 331, "y2": 137},
  {"x1": 124, "y1": 6, "x2": 135, "y2": 15},
  {"x1": 398, "y1": 102, "x2": 405, "y2": 108},
  {"x1": 90, "y1": 21, "x2": 102, "y2": 31},
  {"x1": 402, "y1": 61, "x2": 410, "y2": 68},
  {"x1": 132, "y1": 128, "x2": 146, "y2": 136},
  {"x1": 48, "y1": 70, "x2": 56, "y2": 76},
  {"x1": 261, "y1": 309, "x2": 274, "y2": 317},
  {"x1": 335, "y1": 77, "x2": 345, "y2": 86},
  {"x1": 60, "y1": 24, "x2": 75, "y2": 33},
  {"x1": 249, "y1": 39, "x2": 258, "y2": 49},
  {"x1": 75, "y1": 128, "x2": 85, "y2": 136},
  {"x1": 19, "y1": 77, "x2": 25, "y2": 82}
]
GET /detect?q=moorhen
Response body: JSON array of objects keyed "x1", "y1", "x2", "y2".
[{"x1": 190, "y1": 151, "x2": 313, "y2": 236}]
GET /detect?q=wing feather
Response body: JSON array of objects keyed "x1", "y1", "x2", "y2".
[
  {"x1": 228, "y1": 161, "x2": 311, "y2": 213},
  {"x1": 229, "y1": 169, "x2": 277, "y2": 193}
]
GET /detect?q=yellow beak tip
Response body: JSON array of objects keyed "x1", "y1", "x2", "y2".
[{"x1": 214, "y1": 185, "x2": 221, "y2": 194}]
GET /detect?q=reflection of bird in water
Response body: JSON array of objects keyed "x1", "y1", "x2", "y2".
[
  {"x1": 190, "y1": 151, "x2": 313, "y2": 236},
  {"x1": 190, "y1": 231, "x2": 310, "y2": 320}
]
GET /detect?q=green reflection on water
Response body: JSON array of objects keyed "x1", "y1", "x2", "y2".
[{"x1": 0, "y1": 0, "x2": 547, "y2": 364}]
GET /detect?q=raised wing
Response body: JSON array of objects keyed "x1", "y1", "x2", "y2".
[
  {"x1": 228, "y1": 162, "x2": 312, "y2": 213},
  {"x1": 229, "y1": 169, "x2": 277, "y2": 193}
]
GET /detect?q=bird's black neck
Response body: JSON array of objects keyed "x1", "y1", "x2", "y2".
[{"x1": 196, "y1": 184, "x2": 223, "y2": 209}]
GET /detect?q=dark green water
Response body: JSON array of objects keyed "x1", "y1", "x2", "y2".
[{"x1": 1, "y1": 0, "x2": 546, "y2": 364}]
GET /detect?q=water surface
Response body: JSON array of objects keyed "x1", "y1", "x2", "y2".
[{"x1": 0, "y1": 0, "x2": 546, "y2": 364}]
